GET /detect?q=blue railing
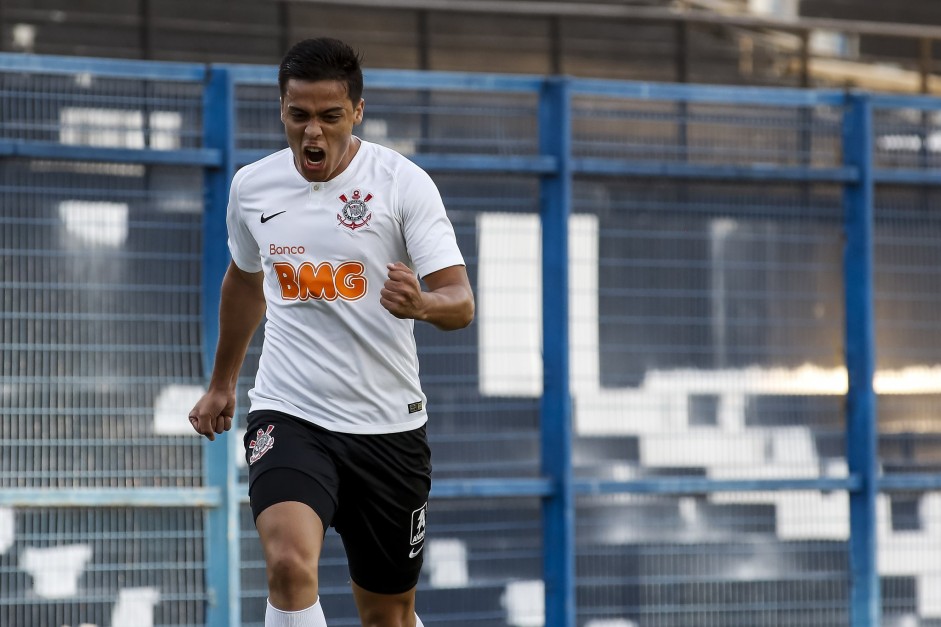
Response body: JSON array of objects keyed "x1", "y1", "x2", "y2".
[{"x1": 2, "y1": 51, "x2": 941, "y2": 627}]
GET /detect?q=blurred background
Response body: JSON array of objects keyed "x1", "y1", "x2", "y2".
[
  {"x1": 4, "y1": 0, "x2": 941, "y2": 91},
  {"x1": 2, "y1": 1, "x2": 941, "y2": 626}
]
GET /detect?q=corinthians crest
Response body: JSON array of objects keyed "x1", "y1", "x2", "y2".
[
  {"x1": 248, "y1": 425, "x2": 275, "y2": 465},
  {"x1": 338, "y1": 189, "x2": 373, "y2": 230}
]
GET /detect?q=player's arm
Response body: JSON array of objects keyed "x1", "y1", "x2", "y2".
[
  {"x1": 380, "y1": 262, "x2": 474, "y2": 331},
  {"x1": 189, "y1": 260, "x2": 266, "y2": 440}
]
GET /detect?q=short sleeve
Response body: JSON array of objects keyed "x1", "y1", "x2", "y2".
[
  {"x1": 226, "y1": 170, "x2": 263, "y2": 273},
  {"x1": 397, "y1": 163, "x2": 465, "y2": 279}
]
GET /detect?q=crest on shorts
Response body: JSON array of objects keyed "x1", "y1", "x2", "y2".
[
  {"x1": 410, "y1": 502, "x2": 427, "y2": 546},
  {"x1": 337, "y1": 189, "x2": 373, "y2": 231},
  {"x1": 248, "y1": 425, "x2": 275, "y2": 465}
]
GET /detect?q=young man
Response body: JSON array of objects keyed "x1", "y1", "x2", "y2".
[{"x1": 188, "y1": 38, "x2": 474, "y2": 627}]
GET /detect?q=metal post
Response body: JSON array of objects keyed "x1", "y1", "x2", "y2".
[
  {"x1": 675, "y1": 20, "x2": 689, "y2": 84},
  {"x1": 418, "y1": 9, "x2": 430, "y2": 70},
  {"x1": 278, "y1": 1, "x2": 291, "y2": 59},
  {"x1": 539, "y1": 76, "x2": 575, "y2": 627},
  {"x1": 418, "y1": 10, "x2": 431, "y2": 148},
  {"x1": 800, "y1": 30, "x2": 811, "y2": 89},
  {"x1": 549, "y1": 15, "x2": 562, "y2": 75},
  {"x1": 798, "y1": 29, "x2": 813, "y2": 220},
  {"x1": 919, "y1": 37, "x2": 932, "y2": 94},
  {"x1": 139, "y1": 0, "x2": 152, "y2": 60},
  {"x1": 842, "y1": 92, "x2": 880, "y2": 627},
  {"x1": 675, "y1": 22, "x2": 689, "y2": 166},
  {"x1": 202, "y1": 66, "x2": 241, "y2": 627}
]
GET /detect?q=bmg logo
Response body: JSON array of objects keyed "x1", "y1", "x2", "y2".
[{"x1": 273, "y1": 261, "x2": 367, "y2": 301}]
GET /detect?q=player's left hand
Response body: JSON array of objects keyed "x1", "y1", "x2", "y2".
[{"x1": 380, "y1": 261, "x2": 425, "y2": 320}]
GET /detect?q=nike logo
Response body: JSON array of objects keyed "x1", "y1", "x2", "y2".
[
  {"x1": 408, "y1": 545, "x2": 424, "y2": 559},
  {"x1": 260, "y1": 211, "x2": 286, "y2": 224}
]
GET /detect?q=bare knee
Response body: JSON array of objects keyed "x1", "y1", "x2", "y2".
[{"x1": 266, "y1": 546, "x2": 318, "y2": 606}]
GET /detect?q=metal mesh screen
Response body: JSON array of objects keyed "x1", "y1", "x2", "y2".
[
  {"x1": 423, "y1": 173, "x2": 542, "y2": 481},
  {"x1": 0, "y1": 71, "x2": 204, "y2": 148},
  {"x1": 234, "y1": 83, "x2": 281, "y2": 153},
  {"x1": 414, "y1": 497, "x2": 543, "y2": 626},
  {"x1": 567, "y1": 88, "x2": 858, "y2": 625},
  {"x1": 872, "y1": 106, "x2": 941, "y2": 171},
  {"x1": 572, "y1": 97, "x2": 843, "y2": 167},
  {"x1": 570, "y1": 178, "x2": 846, "y2": 476},
  {"x1": 1, "y1": 60, "x2": 208, "y2": 625},
  {"x1": 576, "y1": 492, "x2": 851, "y2": 627},
  {"x1": 873, "y1": 182, "x2": 941, "y2": 624},
  {"x1": 877, "y1": 490, "x2": 941, "y2": 623},
  {"x1": 874, "y1": 185, "x2": 941, "y2": 455},
  {"x1": 569, "y1": 178, "x2": 854, "y2": 621},
  {"x1": 235, "y1": 83, "x2": 540, "y2": 157},
  {"x1": 0, "y1": 507, "x2": 207, "y2": 626},
  {"x1": 1, "y1": 157, "x2": 204, "y2": 489}
]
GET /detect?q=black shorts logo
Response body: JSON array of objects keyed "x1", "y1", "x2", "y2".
[{"x1": 409, "y1": 502, "x2": 427, "y2": 558}]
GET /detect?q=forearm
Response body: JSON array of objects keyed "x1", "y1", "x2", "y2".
[
  {"x1": 207, "y1": 264, "x2": 266, "y2": 390},
  {"x1": 418, "y1": 284, "x2": 475, "y2": 331}
]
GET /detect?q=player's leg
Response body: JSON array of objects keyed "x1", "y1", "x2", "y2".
[
  {"x1": 244, "y1": 411, "x2": 341, "y2": 626},
  {"x1": 350, "y1": 582, "x2": 421, "y2": 627},
  {"x1": 333, "y1": 426, "x2": 431, "y2": 627},
  {"x1": 256, "y1": 499, "x2": 325, "y2": 610},
  {"x1": 253, "y1": 468, "x2": 336, "y2": 626}
]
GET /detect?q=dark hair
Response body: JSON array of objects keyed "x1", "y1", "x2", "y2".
[{"x1": 278, "y1": 38, "x2": 364, "y2": 102}]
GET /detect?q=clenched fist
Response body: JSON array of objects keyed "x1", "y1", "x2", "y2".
[
  {"x1": 380, "y1": 261, "x2": 426, "y2": 320},
  {"x1": 188, "y1": 388, "x2": 234, "y2": 441}
]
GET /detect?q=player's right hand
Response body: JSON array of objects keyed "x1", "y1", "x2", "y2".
[{"x1": 188, "y1": 389, "x2": 235, "y2": 441}]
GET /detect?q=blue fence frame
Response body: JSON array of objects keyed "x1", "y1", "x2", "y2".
[{"x1": 4, "y1": 52, "x2": 941, "y2": 626}]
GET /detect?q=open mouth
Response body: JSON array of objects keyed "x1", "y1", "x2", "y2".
[{"x1": 304, "y1": 147, "x2": 325, "y2": 166}]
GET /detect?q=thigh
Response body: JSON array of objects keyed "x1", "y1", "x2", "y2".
[
  {"x1": 244, "y1": 410, "x2": 340, "y2": 529},
  {"x1": 335, "y1": 426, "x2": 432, "y2": 595},
  {"x1": 256, "y1": 500, "x2": 326, "y2": 566}
]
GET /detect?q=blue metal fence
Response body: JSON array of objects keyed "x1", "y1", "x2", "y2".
[{"x1": 2, "y1": 52, "x2": 941, "y2": 627}]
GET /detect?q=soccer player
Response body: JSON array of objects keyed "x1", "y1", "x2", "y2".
[{"x1": 188, "y1": 37, "x2": 474, "y2": 627}]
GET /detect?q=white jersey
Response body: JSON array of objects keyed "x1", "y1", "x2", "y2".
[{"x1": 226, "y1": 139, "x2": 465, "y2": 434}]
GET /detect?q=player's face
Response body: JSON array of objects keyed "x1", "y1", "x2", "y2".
[{"x1": 280, "y1": 78, "x2": 364, "y2": 182}]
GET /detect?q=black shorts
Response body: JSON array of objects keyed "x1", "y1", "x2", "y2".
[{"x1": 243, "y1": 409, "x2": 431, "y2": 595}]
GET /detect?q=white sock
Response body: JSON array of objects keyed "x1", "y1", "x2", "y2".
[
  {"x1": 265, "y1": 598, "x2": 327, "y2": 627},
  {"x1": 415, "y1": 614, "x2": 425, "y2": 627}
]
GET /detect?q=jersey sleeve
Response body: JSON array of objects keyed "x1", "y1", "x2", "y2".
[
  {"x1": 226, "y1": 169, "x2": 263, "y2": 273},
  {"x1": 397, "y1": 162, "x2": 465, "y2": 279}
]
